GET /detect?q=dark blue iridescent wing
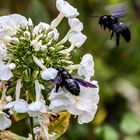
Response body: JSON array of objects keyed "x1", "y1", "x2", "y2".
[
  {"x1": 74, "y1": 78, "x2": 97, "y2": 88},
  {"x1": 105, "y1": 3, "x2": 128, "y2": 18},
  {"x1": 112, "y1": 10, "x2": 127, "y2": 18}
]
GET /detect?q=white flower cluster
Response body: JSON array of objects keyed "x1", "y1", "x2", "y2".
[
  {"x1": 0, "y1": 0, "x2": 99, "y2": 136},
  {"x1": 49, "y1": 54, "x2": 99, "y2": 124}
]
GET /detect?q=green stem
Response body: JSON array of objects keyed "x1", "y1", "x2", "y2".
[{"x1": 29, "y1": 117, "x2": 35, "y2": 140}]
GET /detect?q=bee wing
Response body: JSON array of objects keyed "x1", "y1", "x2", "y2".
[
  {"x1": 74, "y1": 78, "x2": 97, "y2": 88},
  {"x1": 105, "y1": 3, "x2": 128, "y2": 18}
]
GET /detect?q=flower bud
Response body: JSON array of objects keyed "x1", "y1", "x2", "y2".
[
  {"x1": 24, "y1": 31, "x2": 30, "y2": 39},
  {"x1": 49, "y1": 47, "x2": 56, "y2": 51},
  {"x1": 11, "y1": 37, "x2": 19, "y2": 45},
  {"x1": 41, "y1": 45, "x2": 47, "y2": 51},
  {"x1": 5, "y1": 96, "x2": 12, "y2": 102},
  {"x1": 61, "y1": 60, "x2": 73, "y2": 64},
  {"x1": 28, "y1": 18, "x2": 33, "y2": 26},
  {"x1": 9, "y1": 63, "x2": 16, "y2": 70},
  {"x1": 48, "y1": 32, "x2": 54, "y2": 39}
]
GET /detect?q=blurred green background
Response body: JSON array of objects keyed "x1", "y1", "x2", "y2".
[{"x1": 0, "y1": 0, "x2": 140, "y2": 140}]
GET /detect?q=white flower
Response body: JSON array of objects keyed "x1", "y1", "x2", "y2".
[
  {"x1": 33, "y1": 22, "x2": 50, "y2": 35},
  {"x1": 68, "y1": 18, "x2": 83, "y2": 32},
  {"x1": 58, "y1": 18, "x2": 84, "y2": 45},
  {"x1": 0, "y1": 59, "x2": 13, "y2": 81},
  {"x1": 28, "y1": 18, "x2": 33, "y2": 26},
  {"x1": 0, "y1": 42, "x2": 7, "y2": 60},
  {"x1": 4, "y1": 79, "x2": 28, "y2": 113},
  {"x1": 28, "y1": 80, "x2": 46, "y2": 117},
  {"x1": 20, "y1": 20, "x2": 28, "y2": 29},
  {"x1": 0, "y1": 14, "x2": 27, "y2": 38},
  {"x1": 78, "y1": 54, "x2": 95, "y2": 80},
  {"x1": 0, "y1": 43, "x2": 14, "y2": 80},
  {"x1": 49, "y1": 88, "x2": 70, "y2": 112},
  {"x1": 56, "y1": 0, "x2": 79, "y2": 18},
  {"x1": 31, "y1": 40, "x2": 42, "y2": 51},
  {"x1": 41, "y1": 68, "x2": 58, "y2": 80},
  {"x1": 3, "y1": 35, "x2": 19, "y2": 45},
  {"x1": 33, "y1": 55, "x2": 58, "y2": 80},
  {"x1": 48, "y1": 28, "x2": 59, "y2": 41},
  {"x1": 51, "y1": 0, "x2": 79, "y2": 28},
  {"x1": 49, "y1": 80, "x2": 99, "y2": 124},
  {"x1": 0, "y1": 111, "x2": 11, "y2": 130},
  {"x1": 68, "y1": 32, "x2": 87, "y2": 48},
  {"x1": 8, "y1": 14, "x2": 27, "y2": 27},
  {"x1": 57, "y1": 18, "x2": 84, "y2": 45},
  {"x1": 59, "y1": 32, "x2": 87, "y2": 53}
]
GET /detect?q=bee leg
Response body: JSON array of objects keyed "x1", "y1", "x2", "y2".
[
  {"x1": 99, "y1": 23, "x2": 102, "y2": 28},
  {"x1": 116, "y1": 33, "x2": 120, "y2": 46},
  {"x1": 110, "y1": 31, "x2": 114, "y2": 40},
  {"x1": 103, "y1": 26, "x2": 106, "y2": 30},
  {"x1": 55, "y1": 84, "x2": 60, "y2": 92}
]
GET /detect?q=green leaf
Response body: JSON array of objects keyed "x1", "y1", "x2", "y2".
[
  {"x1": 120, "y1": 113, "x2": 140, "y2": 135},
  {"x1": 124, "y1": 136, "x2": 140, "y2": 140},
  {"x1": 103, "y1": 125, "x2": 119, "y2": 140},
  {"x1": 13, "y1": 113, "x2": 27, "y2": 122},
  {"x1": 0, "y1": 130, "x2": 27, "y2": 140},
  {"x1": 7, "y1": 87, "x2": 15, "y2": 95},
  {"x1": 95, "y1": 124, "x2": 119, "y2": 140},
  {"x1": 48, "y1": 112, "x2": 71, "y2": 140}
]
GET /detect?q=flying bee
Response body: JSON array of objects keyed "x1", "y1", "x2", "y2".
[
  {"x1": 94, "y1": 3, "x2": 131, "y2": 46},
  {"x1": 52, "y1": 67, "x2": 97, "y2": 96}
]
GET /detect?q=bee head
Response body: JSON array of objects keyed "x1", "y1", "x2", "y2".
[
  {"x1": 99, "y1": 15, "x2": 109, "y2": 26},
  {"x1": 56, "y1": 67, "x2": 72, "y2": 79}
]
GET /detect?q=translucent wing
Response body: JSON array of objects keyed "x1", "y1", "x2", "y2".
[
  {"x1": 105, "y1": 3, "x2": 128, "y2": 18},
  {"x1": 75, "y1": 78, "x2": 97, "y2": 88}
]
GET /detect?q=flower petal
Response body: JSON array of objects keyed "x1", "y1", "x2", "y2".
[
  {"x1": 41, "y1": 68, "x2": 58, "y2": 80},
  {"x1": 0, "y1": 43, "x2": 7, "y2": 59},
  {"x1": 68, "y1": 18, "x2": 83, "y2": 32},
  {"x1": 78, "y1": 54, "x2": 95, "y2": 78},
  {"x1": 28, "y1": 101, "x2": 46, "y2": 117},
  {"x1": 56, "y1": 0, "x2": 79, "y2": 18},
  {"x1": 68, "y1": 32, "x2": 87, "y2": 48},
  {"x1": 33, "y1": 22, "x2": 50, "y2": 35},
  {"x1": 0, "y1": 61, "x2": 12, "y2": 81},
  {"x1": 0, "y1": 112, "x2": 11, "y2": 130},
  {"x1": 32, "y1": 55, "x2": 46, "y2": 70},
  {"x1": 14, "y1": 99, "x2": 28, "y2": 113},
  {"x1": 4, "y1": 101, "x2": 15, "y2": 109}
]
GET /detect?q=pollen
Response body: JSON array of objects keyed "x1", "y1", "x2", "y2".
[{"x1": 75, "y1": 96, "x2": 80, "y2": 102}]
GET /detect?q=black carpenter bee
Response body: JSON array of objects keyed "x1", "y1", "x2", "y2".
[
  {"x1": 52, "y1": 67, "x2": 97, "y2": 96},
  {"x1": 97, "y1": 3, "x2": 131, "y2": 46}
]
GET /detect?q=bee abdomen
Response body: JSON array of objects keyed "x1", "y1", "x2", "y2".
[
  {"x1": 64, "y1": 79, "x2": 80, "y2": 96},
  {"x1": 121, "y1": 28, "x2": 131, "y2": 42}
]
